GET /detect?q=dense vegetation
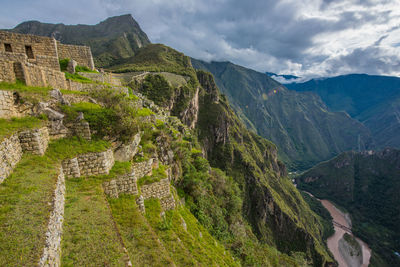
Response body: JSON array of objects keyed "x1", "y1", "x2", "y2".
[{"x1": 296, "y1": 149, "x2": 400, "y2": 266}]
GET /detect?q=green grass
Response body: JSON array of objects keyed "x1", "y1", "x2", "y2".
[
  {"x1": 0, "y1": 116, "x2": 46, "y2": 141},
  {"x1": 0, "y1": 81, "x2": 52, "y2": 101},
  {"x1": 136, "y1": 107, "x2": 154, "y2": 117},
  {"x1": 108, "y1": 195, "x2": 175, "y2": 266},
  {"x1": 0, "y1": 154, "x2": 59, "y2": 266},
  {"x1": 0, "y1": 137, "x2": 109, "y2": 266},
  {"x1": 75, "y1": 65, "x2": 97, "y2": 73},
  {"x1": 143, "y1": 198, "x2": 239, "y2": 266},
  {"x1": 64, "y1": 72, "x2": 92, "y2": 83},
  {"x1": 59, "y1": 89, "x2": 89, "y2": 95},
  {"x1": 62, "y1": 175, "x2": 126, "y2": 266}
]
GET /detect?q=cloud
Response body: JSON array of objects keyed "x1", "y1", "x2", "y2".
[{"x1": 0, "y1": 0, "x2": 399, "y2": 78}]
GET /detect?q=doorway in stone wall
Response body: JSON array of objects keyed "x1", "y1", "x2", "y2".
[{"x1": 4, "y1": 43, "x2": 12, "y2": 52}]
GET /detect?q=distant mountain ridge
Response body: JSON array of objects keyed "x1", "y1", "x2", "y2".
[
  {"x1": 286, "y1": 74, "x2": 400, "y2": 148},
  {"x1": 10, "y1": 14, "x2": 151, "y2": 67},
  {"x1": 192, "y1": 59, "x2": 374, "y2": 170}
]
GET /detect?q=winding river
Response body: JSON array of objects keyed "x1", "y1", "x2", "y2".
[{"x1": 320, "y1": 199, "x2": 371, "y2": 267}]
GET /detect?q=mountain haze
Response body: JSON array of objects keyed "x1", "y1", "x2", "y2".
[
  {"x1": 287, "y1": 74, "x2": 400, "y2": 149},
  {"x1": 192, "y1": 59, "x2": 373, "y2": 170}
]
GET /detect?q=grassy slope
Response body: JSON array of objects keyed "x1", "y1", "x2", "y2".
[
  {"x1": 62, "y1": 176, "x2": 126, "y2": 266},
  {"x1": 0, "y1": 117, "x2": 45, "y2": 140},
  {"x1": 0, "y1": 137, "x2": 109, "y2": 266}
]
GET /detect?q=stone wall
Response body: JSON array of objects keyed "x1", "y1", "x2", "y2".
[
  {"x1": 66, "y1": 80, "x2": 129, "y2": 96},
  {"x1": 57, "y1": 43, "x2": 95, "y2": 70},
  {"x1": 0, "y1": 90, "x2": 18, "y2": 119},
  {"x1": 0, "y1": 134, "x2": 23, "y2": 183},
  {"x1": 140, "y1": 178, "x2": 171, "y2": 200},
  {"x1": 0, "y1": 31, "x2": 59, "y2": 70},
  {"x1": 103, "y1": 171, "x2": 138, "y2": 198},
  {"x1": 18, "y1": 127, "x2": 49, "y2": 155},
  {"x1": 61, "y1": 158, "x2": 80, "y2": 178},
  {"x1": 62, "y1": 149, "x2": 114, "y2": 178},
  {"x1": 132, "y1": 159, "x2": 154, "y2": 179},
  {"x1": 21, "y1": 62, "x2": 67, "y2": 89},
  {"x1": 39, "y1": 168, "x2": 65, "y2": 267},
  {"x1": 160, "y1": 195, "x2": 176, "y2": 211},
  {"x1": 141, "y1": 179, "x2": 175, "y2": 211},
  {"x1": 78, "y1": 72, "x2": 122, "y2": 86},
  {"x1": 0, "y1": 60, "x2": 16, "y2": 83}
]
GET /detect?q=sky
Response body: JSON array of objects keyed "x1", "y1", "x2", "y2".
[{"x1": 1, "y1": 0, "x2": 400, "y2": 81}]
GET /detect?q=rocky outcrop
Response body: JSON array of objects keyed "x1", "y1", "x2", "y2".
[{"x1": 113, "y1": 133, "x2": 141, "y2": 162}]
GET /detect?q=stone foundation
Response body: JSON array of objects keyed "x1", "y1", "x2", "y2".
[
  {"x1": 103, "y1": 171, "x2": 138, "y2": 198},
  {"x1": 62, "y1": 149, "x2": 114, "y2": 178},
  {"x1": 18, "y1": 127, "x2": 49, "y2": 155},
  {"x1": 0, "y1": 134, "x2": 23, "y2": 183},
  {"x1": 39, "y1": 168, "x2": 65, "y2": 267}
]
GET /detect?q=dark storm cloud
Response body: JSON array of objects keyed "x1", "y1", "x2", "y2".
[{"x1": 0, "y1": 0, "x2": 399, "y2": 78}]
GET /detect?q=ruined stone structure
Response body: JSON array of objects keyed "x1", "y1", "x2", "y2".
[
  {"x1": 0, "y1": 90, "x2": 18, "y2": 118},
  {"x1": 62, "y1": 149, "x2": 115, "y2": 178},
  {"x1": 18, "y1": 127, "x2": 50, "y2": 155},
  {"x1": 56, "y1": 43, "x2": 95, "y2": 70},
  {"x1": 66, "y1": 120, "x2": 91, "y2": 141},
  {"x1": 0, "y1": 134, "x2": 23, "y2": 183},
  {"x1": 0, "y1": 31, "x2": 94, "y2": 88},
  {"x1": 39, "y1": 168, "x2": 65, "y2": 267}
]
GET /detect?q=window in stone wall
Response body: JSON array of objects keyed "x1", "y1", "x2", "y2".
[
  {"x1": 4, "y1": 43, "x2": 12, "y2": 52},
  {"x1": 25, "y1": 45, "x2": 34, "y2": 59}
]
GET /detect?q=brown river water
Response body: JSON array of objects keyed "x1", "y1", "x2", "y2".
[{"x1": 320, "y1": 199, "x2": 371, "y2": 267}]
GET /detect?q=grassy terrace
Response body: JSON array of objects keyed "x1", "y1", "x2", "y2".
[
  {"x1": 0, "y1": 117, "x2": 46, "y2": 141},
  {"x1": 108, "y1": 195, "x2": 175, "y2": 266},
  {"x1": 62, "y1": 176, "x2": 126, "y2": 266},
  {"x1": 0, "y1": 137, "x2": 110, "y2": 266},
  {"x1": 144, "y1": 198, "x2": 239, "y2": 266}
]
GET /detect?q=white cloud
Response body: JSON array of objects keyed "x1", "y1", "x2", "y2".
[{"x1": 1, "y1": 0, "x2": 399, "y2": 79}]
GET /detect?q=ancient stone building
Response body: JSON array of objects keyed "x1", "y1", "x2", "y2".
[{"x1": 0, "y1": 30, "x2": 95, "y2": 88}]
